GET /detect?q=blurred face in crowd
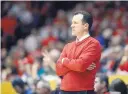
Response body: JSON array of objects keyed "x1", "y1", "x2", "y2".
[
  {"x1": 36, "y1": 81, "x2": 51, "y2": 94},
  {"x1": 71, "y1": 14, "x2": 88, "y2": 39},
  {"x1": 94, "y1": 77, "x2": 105, "y2": 93},
  {"x1": 37, "y1": 87, "x2": 50, "y2": 94}
]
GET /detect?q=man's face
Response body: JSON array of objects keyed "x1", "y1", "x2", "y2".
[
  {"x1": 37, "y1": 88, "x2": 50, "y2": 94},
  {"x1": 71, "y1": 14, "x2": 86, "y2": 37},
  {"x1": 94, "y1": 77, "x2": 103, "y2": 92}
]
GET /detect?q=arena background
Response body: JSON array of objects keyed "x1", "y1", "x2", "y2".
[{"x1": 1, "y1": 1, "x2": 128, "y2": 94}]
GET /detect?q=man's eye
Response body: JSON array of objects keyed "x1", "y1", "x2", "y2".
[{"x1": 72, "y1": 22, "x2": 78, "y2": 24}]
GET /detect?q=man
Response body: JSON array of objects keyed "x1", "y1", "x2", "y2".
[
  {"x1": 109, "y1": 78, "x2": 127, "y2": 94},
  {"x1": 94, "y1": 74, "x2": 109, "y2": 94},
  {"x1": 56, "y1": 11, "x2": 101, "y2": 94},
  {"x1": 36, "y1": 80, "x2": 51, "y2": 94}
]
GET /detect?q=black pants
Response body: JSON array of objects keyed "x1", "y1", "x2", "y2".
[{"x1": 60, "y1": 90, "x2": 96, "y2": 94}]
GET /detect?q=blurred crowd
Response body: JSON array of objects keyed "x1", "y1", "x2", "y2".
[{"x1": 1, "y1": 1, "x2": 128, "y2": 94}]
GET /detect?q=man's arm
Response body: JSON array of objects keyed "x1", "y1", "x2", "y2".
[
  {"x1": 62, "y1": 42, "x2": 101, "y2": 72},
  {"x1": 56, "y1": 44, "x2": 70, "y2": 76}
]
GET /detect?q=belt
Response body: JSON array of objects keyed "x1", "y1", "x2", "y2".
[{"x1": 60, "y1": 90, "x2": 95, "y2": 94}]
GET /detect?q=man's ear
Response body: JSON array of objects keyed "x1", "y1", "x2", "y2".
[
  {"x1": 102, "y1": 81, "x2": 106, "y2": 87},
  {"x1": 84, "y1": 23, "x2": 89, "y2": 29}
]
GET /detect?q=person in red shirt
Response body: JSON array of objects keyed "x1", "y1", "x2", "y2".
[
  {"x1": 56, "y1": 11, "x2": 101, "y2": 94},
  {"x1": 117, "y1": 45, "x2": 128, "y2": 74}
]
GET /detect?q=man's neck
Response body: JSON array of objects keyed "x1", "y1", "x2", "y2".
[
  {"x1": 77, "y1": 32, "x2": 89, "y2": 39},
  {"x1": 76, "y1": 32, "x2": 90, "y2": 42}
]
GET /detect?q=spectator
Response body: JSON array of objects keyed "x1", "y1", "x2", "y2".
[
  {"x1": 117, "y1": 45, "x2": 128, "y2": 74},
  {"x1": 24, "y1": 29, "x2": 39, "y2": 52},
  {"x1": 12, "y1": 77, "x2": 32, "y2": 94},
  {"x1": 109, "y1": 78, "x2": 128, "y2": 94},
  {"x1": 94, "y1": 74, "x2": 109, "y2": 94},
  {"x1": 36, "y1": 80, "x2": 51, "y2": 94}
]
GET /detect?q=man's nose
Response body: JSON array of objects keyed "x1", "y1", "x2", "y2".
[{"x1": 71, "y1": 24, "x2": 74, "y2": 28}]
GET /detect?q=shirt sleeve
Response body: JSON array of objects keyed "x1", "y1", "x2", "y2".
[
  {"x1": 63, "y1": 42, "x2": 101, "y2": 72},
  {"x1": 56, "y1": 44, "x2": 70, "y2": 76}
]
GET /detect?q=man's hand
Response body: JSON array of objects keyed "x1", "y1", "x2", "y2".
[
  {"x1": 62, "y1": 58, "x2": 68, "y2": 64},
  {"x1": 62, "y1": 58, "x2": 65, "y2": 64},
  {"x1": 87, "y1": 62, "x2": 96, "y2": 70}
]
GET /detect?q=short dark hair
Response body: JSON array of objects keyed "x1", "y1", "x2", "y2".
[
  {"x1": 110, "y1": 78, "x2": 127, "y2": 94},
  {"x1": 74, "y1": 11, "x2": 93, "y2": 30},
  {"x1": 12, "y1": 77, "x2": 25, "y2": 89}
]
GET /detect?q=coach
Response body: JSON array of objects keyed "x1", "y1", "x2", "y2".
[{"x1": 56, "y1": 11, "x2": 101, "y2": 94}]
